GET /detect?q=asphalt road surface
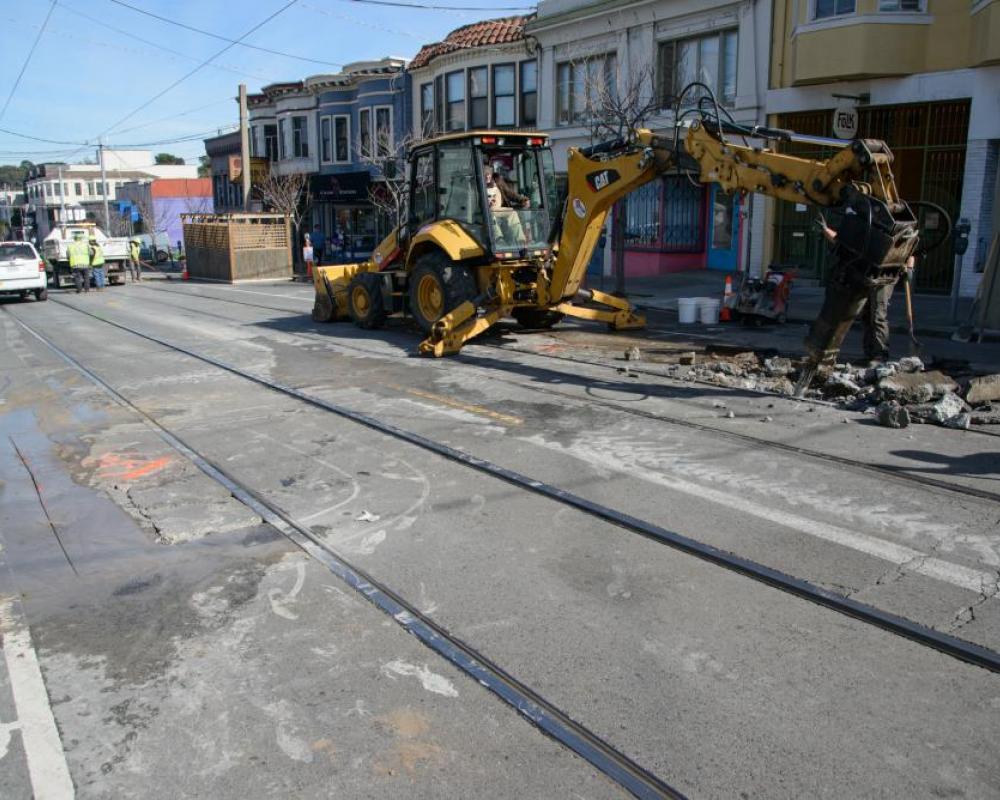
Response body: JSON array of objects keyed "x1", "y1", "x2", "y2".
[{"x1": 1, "y1": 280, "x2": 998, "y2": 799}]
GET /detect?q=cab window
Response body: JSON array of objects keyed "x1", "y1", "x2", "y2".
[{"x1": 410, "y1": 150, "x2": 435, "y2": 227}]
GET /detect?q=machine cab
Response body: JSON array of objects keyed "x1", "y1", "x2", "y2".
[{"x1": 407, "y1": 131, "x2": 558, "y2": 259}]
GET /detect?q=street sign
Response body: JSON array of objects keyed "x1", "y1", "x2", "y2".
[{"x1": 833, "y1": 106, "x2": 858, "y2": 139}]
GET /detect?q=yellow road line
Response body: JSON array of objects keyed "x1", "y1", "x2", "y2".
[{"x1": 388, "y1": 384, "x2": 523, "y2": 426}]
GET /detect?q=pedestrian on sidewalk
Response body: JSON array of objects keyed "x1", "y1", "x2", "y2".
[
  {"x1": 89, "y1": 236, "x2": 106, "y2": 291},
  {"x1": 814, "y1": 220, "x2": 914, "y2": 365},
  {"x1": 303, "y1": 234, "x2": 314, "y2": 278},
  {"x1": 128, "y1": 238, "x2": 142, "y2": 282},
  {"x1": 310, "y1": 224, "x2": 325, "y2": 266},
  {"x1": 68, "y1": 231, "x2": 91, "y2": 293}
]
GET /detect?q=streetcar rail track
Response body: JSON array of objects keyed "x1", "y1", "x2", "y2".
[
  {"x1": 17, "y1": 297, "x2": 1000, "y2": 674},
  {"x1": 6, "y1": 304, "x2": 687, "y2": 800},
  {"x1": 125, "y1": 283, "x2": 1000, "y2": 506}
]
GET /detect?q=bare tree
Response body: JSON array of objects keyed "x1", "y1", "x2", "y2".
[
  {"x1": 109, "y1": 210, "x2": 132, "y2": 237},
  {"x1": 254, "y1": 170, "x2": 311, "y2": 267},
  {"x1": 135, "y1": 190, "x2": 175, "y2": 264},
  {"x1": 357, "y1": 128, "x2": 413, "y2": 233},
  {"x1": 183, "y1": 193, "x2": 213, "y2": 215},
  {"x1": 574, "y1": 57, "x2": 660, "y2": 294},
  {"x1": 581, "y1": 58, "x2": 659, "y2": 145}
]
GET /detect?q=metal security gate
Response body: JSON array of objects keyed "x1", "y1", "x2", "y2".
[{"x1": 774, "y1": 100, "x2": 970, "y2": 293}]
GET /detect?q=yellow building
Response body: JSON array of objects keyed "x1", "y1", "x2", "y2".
[{"x1": 766, "y1": 0, "x2": 1000, "y2": 298}]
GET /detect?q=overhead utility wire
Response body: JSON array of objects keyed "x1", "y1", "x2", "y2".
[
  {"x1": 107, "y1": 0, "x2": 342, "y2": 67},
  {"x1": 0, "y1": 124, "x2": 236, "y2": 149},
  {"x1": 0, "y1": 0, "x2": 57, "y2": 124},
  {"x1": 58, "y1": 2, "x2": 272, "y2": 82},
  {"x1": 92, "y1": 0, "x2": 302, "y2": 140}
]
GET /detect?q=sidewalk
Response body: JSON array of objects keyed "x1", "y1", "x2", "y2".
[{"x1": 610, "y1": 269, "x2": 980, "y2": 340}]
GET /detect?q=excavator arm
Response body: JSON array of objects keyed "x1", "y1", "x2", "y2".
[
  {"x1": 552, "y1": 121, "x2": 916, "y2": 302},
  {"x1": 550, "y1": 120, "x2": 920, "y2": 375}
]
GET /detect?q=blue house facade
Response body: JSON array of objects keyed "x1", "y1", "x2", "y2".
[{"x1": 306, "y1": 59, "x2": 409, "y2": 261}]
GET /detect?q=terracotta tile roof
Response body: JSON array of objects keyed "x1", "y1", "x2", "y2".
[{"x1": 409, "y1": 14, "x2": 534, "y2": 69}]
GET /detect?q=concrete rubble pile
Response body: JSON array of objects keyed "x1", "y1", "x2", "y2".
[{"x1": 657, "y1": 349, "x2": 1000, "y2": 431}]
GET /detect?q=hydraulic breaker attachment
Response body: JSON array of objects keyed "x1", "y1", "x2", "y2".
[
  {"x1": 419, "y1": 295, "x2": 511, "y2": 357},
  {"x1": 311, "y1": 262, "x2": 370, "y2": 322},
  {"x1": 555, "y1": 288, "x2": 646, "y2": 330}
]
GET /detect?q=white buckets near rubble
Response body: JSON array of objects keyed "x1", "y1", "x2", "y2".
[{"x1": 678, "y1": 297, "x2": 721, "y2": 324}]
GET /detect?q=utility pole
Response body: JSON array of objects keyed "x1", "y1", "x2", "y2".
[
  {"x1": 99, "y1": 140, "x2": 111, "y2": 231},
  {"x1": 239, "y1": 83, "x2": 251, "y2": 211}
]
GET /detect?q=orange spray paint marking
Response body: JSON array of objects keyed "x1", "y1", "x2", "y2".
[{"x1": 91, "y1": 452, "x2": 172, "y2": 481}]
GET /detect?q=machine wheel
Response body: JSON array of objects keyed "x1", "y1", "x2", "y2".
[
  {"x1": 347, "y1": 272, "x2": 387, "y2": 329},
  {"x1": 34, "y1": 287, "x2": 48, "y2": 302},
  {"x1": 511, "y1": 308, "x2": 565, "y2": 330},
  {"x1": 408, "y1": 252, "x2": 477, "y2": 334}
]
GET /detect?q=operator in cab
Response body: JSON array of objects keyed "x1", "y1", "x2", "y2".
[{"x1": 484, "y1": 161, "x2": 527, "y2": 247}]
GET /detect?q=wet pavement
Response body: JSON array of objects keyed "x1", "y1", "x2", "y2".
[{"x1": 1, "y1": 282, "x2": 999, "y2": 798}]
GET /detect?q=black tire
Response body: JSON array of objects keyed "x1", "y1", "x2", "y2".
[
  {"x1": 407, "y1": 251, "x2": 477, "y2": 334},
  {"x1": 347, "y1": 272, "x2": 387, "y2": 329},
  {"x1": 511, "y1": 307, "x2": 564, "y2": 330},
  {"x1": 34, "y1": 287, "x2": 48, "y2": 302},
  {"x1": 155, "y1": 249, "x2": 168, "y2": 263}
]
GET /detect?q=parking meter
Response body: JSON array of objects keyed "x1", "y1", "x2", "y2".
[{"x1": 953, "y1": 218, "x2": 971, "y2": 256}]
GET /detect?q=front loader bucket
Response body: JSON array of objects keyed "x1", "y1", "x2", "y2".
[{"x1": 311, "y1": 262, "x2": 371, "y2": 322}]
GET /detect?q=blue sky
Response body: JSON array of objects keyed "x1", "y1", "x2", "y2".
[{"x1": 0, "y1": 0, "x2": 535, "y2": 166}]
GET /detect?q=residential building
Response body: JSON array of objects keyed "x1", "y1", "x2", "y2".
[
  {"x1": 0, "y1": 186, "x2": 27, "y2": 239},
  {"x1": 767, "y1": 0, "x2": 1000, "y2": 297},
  {"x1": 528, "y1": 0, "x2": 772, "y2": 279},
  {"x1": 248, "y1": 82, "x2": 319, "y2": 178},
  {"x1": 306, "y1": 58, "x2": 408, "y2": 259},
  {"x1": 25, "y1": 150, "x2": 199, "y2": 240},
  {"x1": 116, "y1": 178, "x2": 213, "y2": 251},
  {"x1": 247, "y1": 59, "x2": 409, "y2": 261},
  {"x1": 407, "y1": 16, "x2": 539, "y2": 140},
  {"x1": 203, "y1": 130, "x2": 244, "y2": 213}
]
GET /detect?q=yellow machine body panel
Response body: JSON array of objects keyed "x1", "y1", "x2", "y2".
[{"x1": 407, "y1": 221, "x2": 485, "y2": 266}]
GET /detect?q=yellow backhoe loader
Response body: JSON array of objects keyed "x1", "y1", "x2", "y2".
[{"x1": 312, "y1": 105, "x2": 923, "y2": 366}]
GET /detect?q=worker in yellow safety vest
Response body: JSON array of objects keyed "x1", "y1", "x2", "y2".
[
  {"x1": 128, "y1": 238, "x2": 142, "y2": 282},
  {"x1": 89, "y1": 236, "x2": 106, "y2": 291},
  {"x1": 67, "y1": 231, "x2": 91, "y2": 294}
]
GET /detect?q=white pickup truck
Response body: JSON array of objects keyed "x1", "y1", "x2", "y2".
[{"x1": 42, "y1": 223, "x2": 129, "y2": 288}]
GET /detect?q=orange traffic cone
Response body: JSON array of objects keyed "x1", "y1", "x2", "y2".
[
  {"x1": 181, "y1": 264, "x2": 189, "y2": 281},
  {"x1": 720, "y1": 275, "x2": 733, "y2": 321}
]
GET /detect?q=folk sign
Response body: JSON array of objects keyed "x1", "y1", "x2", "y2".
[{"x1": 832, "y1": 106, "x2": 858, "y2": 139}]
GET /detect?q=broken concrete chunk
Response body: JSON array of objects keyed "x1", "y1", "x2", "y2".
[
  {"x1": 970, "y1": 405, "x2": 1000, "y2": 425},
  {"x1": 877, "y1": 400, "x2": 910, "y2": 429},
  {"x1": 878, "y1": 370, "x2": 958, "y2": 404},
  {"x1": 678, "y1": 352, "x2": 697, "y2": 365},
  {"x1": 624, "y1": 346, "x2": 641, "y2": 362},
  {"x1": 943, "y1": 413, "x2": 972, "y2": 430},
  {"x1": 355, "y1": 510, "x2": 380, "y2": 522},
  {"x1": 724, "y1": 410, "x2": 736, "y2": 419},
  {"x1": 764, "y1": 356, "x2": 793, "y2": 377},
  {"x1": 965, "y1": 374, "x2": 1000, "y2": 406},
  {"x1": 929, "y1": 392, "x2": 971, "y2": 425},
  {"x1": 897, "y1": 356, "x2": 925, "y2": 373},
  {"x1": 824, "y1": 372, "x2": 863, "y2": 397}
]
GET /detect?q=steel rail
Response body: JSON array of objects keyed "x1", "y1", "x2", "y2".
[
  {"x1": 6, "y1": 305, "x2": 686, "y2": 800},
  {"x1": 33, "y1": 297, "x2": 1000, "y2": 674},
  {"x1": 128, "y1": 283, "x2": 1000, "y2": 505}
]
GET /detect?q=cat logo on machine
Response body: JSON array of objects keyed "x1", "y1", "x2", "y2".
[{"x1": 586, "y1": 169, "x2": 621, "y2": 193}]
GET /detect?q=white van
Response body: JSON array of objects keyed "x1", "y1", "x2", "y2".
[{"x1": 0, "y1": 241, "x2": 47, "y2": 301}]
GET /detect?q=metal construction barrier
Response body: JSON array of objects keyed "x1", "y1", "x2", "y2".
[{"x1": 181, "y1": 213, "x2": 292, "y2": 282}]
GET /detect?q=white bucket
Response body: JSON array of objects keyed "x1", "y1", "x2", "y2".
[
  {"x1": 699, "y1": 298, "x2": 721, "y2": 325},
  {"x1": 677, "y1": 297, "x2": 699, "y2": 324}
]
